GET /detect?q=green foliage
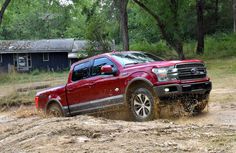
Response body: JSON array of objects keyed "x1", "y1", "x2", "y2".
[
  {"x1": 184, "y1": 33, "x2": 236, "y2": 59},
  {"x1": 0, "y1": 0, "x2": 87, "y2": 39},
  {"x1": 85, "y1": 15, "x2": 112, "y2": 53},
  {"x1": 31, "y1": 69, "x2": 40, "y2": 76},
  {"x1": 130, "y1": 40, "x2": 178, "y2": 59},
  {"x1": 0, "y1": 0, "x2": 235, "y2": 59}
]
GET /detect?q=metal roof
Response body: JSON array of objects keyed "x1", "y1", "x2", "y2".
[
  {"x1": 72, "y1": 40, "x2": 88, "y2": 52},
  {"x1": 0, "y1": 39, "x2": 75, "y2": 53}
]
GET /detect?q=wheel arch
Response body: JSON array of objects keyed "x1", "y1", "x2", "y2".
[
  {"x1": 45, "y1": 99, "x2": 66, "y2": 116},
  {"x1": 125, "y1": 77, "x2": 154, "y2": 103}
]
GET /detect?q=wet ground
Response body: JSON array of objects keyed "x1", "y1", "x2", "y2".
[
  {"x1": 0, "y1": 76, "x2": 236, "y2": 153},
  {"x1": 0, "y1": 98, "x2": 236, "y2": 153}
]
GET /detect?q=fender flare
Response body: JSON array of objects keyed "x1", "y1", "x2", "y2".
[{"x1": 124, "y1": 77, "x2": 154, "y2": 101}]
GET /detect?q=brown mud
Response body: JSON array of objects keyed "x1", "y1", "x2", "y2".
[{"x1": 0, "y1": 78, "x2": 236, "y2": 153}]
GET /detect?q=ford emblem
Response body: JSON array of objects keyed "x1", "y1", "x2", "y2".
[{"x1": 191, "y1": 68, "x2": 198, "y2": 74}]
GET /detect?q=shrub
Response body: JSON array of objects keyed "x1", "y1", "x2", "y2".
[{"x1": 130, "y1": 40, "x2": 178, "y2": 59}]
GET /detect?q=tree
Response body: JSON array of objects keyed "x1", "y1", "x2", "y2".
[
  {"x1": 119, "y1": 0, "x2": 129, "y2": 50},
  {"x1": 0, "y1": 0, "x2": 11, "y2": 26},
  {"x1": 196, "y1": 0, "x2": 204, "y2": 54},
  {"x1": 133, "y1": 0, "x2": 185, "y2": 59},
  {"x1": 85, "y1": 15, "x2": 112, "y2": 53},
  {"x1": 234, "y1": 0, "x2": 236, "y2": 32}
]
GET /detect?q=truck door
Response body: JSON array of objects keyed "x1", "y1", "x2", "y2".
[
  {"x1": 89, "y1": 57, "x2": 123, "y2": 103},
  {"x1": 66, "y1": 61, "x2": 93, "y2": 113}
]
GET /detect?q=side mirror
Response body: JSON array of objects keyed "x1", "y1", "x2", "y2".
[{"x1": 101, "y1": 65, "x2": 115, "y2": 75}]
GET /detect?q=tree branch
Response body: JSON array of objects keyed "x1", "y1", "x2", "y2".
[
  {"x1": 132, "y1": 0, "x2": 169, "y2": 41},
  {"x1": 133, "y1": 0, "x2": 185, "y2": 59},
  {"x1": 0, "y1": 0, "x2": 11, "y2": 26}
]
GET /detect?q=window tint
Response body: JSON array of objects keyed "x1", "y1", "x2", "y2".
[
  {"x1": 72, "y1": 61, "x2": 90, "y2": 81},
  {"x1": 92, "y1": 57, "x2": 115, "y2": 76}
]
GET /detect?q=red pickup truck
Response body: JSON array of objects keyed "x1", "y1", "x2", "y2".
[{"x1": 35, "y1": 51, "x2": 212, "y2": 121}]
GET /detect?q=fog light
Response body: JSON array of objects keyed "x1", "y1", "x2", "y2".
[{"x1": 164, "y1": 88, "x2": 170, "y2": 92}]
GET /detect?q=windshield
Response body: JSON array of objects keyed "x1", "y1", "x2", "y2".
[{"x1": 112, "y1": 52, "x2": 164, "y2": 66}]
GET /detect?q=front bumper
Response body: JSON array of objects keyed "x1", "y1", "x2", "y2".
[{"x1": 154, "y1": 81, "x2": 212, "y2": 98}]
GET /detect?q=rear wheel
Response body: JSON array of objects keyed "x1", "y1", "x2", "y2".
[
  {"x1": 129, "y1": 87, "x2": 158, "y2": 121},
  {"x1": 46, "y1": 103, "x2": 64, "y2": 117}
]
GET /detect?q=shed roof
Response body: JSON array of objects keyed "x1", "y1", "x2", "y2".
[{"x1": 0, "y1": 39, "x2": 75, "y2": 53}]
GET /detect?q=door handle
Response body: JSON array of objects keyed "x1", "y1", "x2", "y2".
[
  {"x1": 89, "y1": 83, "x2": 94, "y2": 88},
  {"x1": 89, "y1": 82, "x2": 95, "y2": 86}
]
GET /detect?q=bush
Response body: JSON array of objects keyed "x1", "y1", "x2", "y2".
[
  {"x1": 31, "y1": 69, "x2": 40, "y2": 76},
  {"x1": 130, "y1": 40, "x2": 178, "y2": 59},
  {"x1": 184, "y1": 33, "x2": 236, "y2": 59}
]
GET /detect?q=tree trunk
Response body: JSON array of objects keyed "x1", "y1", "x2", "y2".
[
  {"x1": 233, "y1": 0, "x2": 236, "y2": 32},
  {"x1": 214, "y1": 0, "x2": 219, "y2": 26},
  {"x1": 119, "y1": 0, "x2": 129, "y2": 51},
  {"x1": 0, "y1": 0, "x2": 11, "y2": 26},
  {"x1": 174, "y1": 41, "x2": 185, "y2": 60},
  {"x1": 133, "y1": 0, "x2": 185, "y2": 59},
  {"x1": 196, "y1": 0, "x2": 204, "y2": 55}
]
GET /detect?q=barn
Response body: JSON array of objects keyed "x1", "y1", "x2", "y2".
[{"x1": 0, "y1": 39, "x2": 88, "y2": 72}]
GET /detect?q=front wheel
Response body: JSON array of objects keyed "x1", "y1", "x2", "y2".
[
  {"x1": 182, "y1": 94, "x2": 209, "y2": 114},
  {"x1": 130, "y1": 87, "x2": 158, "y2": 121},
  {"x1": 194, "y1": 98, "x2": 209, "y2": 113},
  {"x1": 46, "y1": 103, "x2": 64, "y2": 117}
]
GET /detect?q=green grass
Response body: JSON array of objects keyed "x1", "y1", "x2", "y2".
[
  {"x1": 206, "y1": 57, "x2": 236, "y2": 77},
  {"x1": 0, "y1": 70, "x2": 69, "y2": 109},
  {"x1": 184, "y1": 33, "x2": 236, "y2": 60},
  {"x1": 0, "y1": 70, "x2": 68, "y2": 85},
  {"x1": 0, "y1": 91, "x2": 36, "y2": 109}
]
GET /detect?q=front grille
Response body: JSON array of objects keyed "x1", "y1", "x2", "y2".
[{"x1": 176, "y1": 63, "x2": 206, "y2": 80}]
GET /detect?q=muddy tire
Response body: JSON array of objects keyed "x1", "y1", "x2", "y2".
[
  {"x1": 194, "y1": 98, "x2": 209, "y2": 113},
  {"x1": 182, "y1": 94, "x2": 209, "y2": 114},
  {"x1": 46, "y1": 103, "x2": 63, "y2": 117},
  {"x1": 129, "y1": 87, "x2": 158, "y2": 122}
]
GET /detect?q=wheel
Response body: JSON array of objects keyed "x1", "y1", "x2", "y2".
[
  {"x1": 46, "y1": 103, "x2": 64, "y2": 117},
  {"x1": 194, "y1": 97, "x2": 209, "y2": 113},
  {"x1": 182, "y1": 94, "x2": 209, "y2": 114},
  {"x1": 129, "y1": 87, "x2": 158, "y2": 121}
]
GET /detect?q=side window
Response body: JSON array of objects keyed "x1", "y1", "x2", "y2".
[
  {"x1": 72, "y1": 61, "x2": 90, "y2": 82},
  {"x1": 43, "y1": 53, "x2": 49, "y2": 62},
  {"x1": 92, "y1": 57, "x2": 116, "y2": 76}
]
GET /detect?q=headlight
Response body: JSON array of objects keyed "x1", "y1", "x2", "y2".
[{"x1": 152, "y1": 66, "x2": 178, "y2": 82}]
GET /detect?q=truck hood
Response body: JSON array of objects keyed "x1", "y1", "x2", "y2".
[
  {"x1": 124, "y1": 59, "x2": 203, "y2": 69},
  {"x1": 36, "y1": 85, "x2": 65, "y2": 96}
]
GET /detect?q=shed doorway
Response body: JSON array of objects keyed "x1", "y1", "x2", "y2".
[{"x1": 13, "y1": 53, "x2": 32, "y2": 72}]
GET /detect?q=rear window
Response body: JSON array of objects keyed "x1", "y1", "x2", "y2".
[{"x1": 72, "y1": 61, "x2": 90, "y2": 81}]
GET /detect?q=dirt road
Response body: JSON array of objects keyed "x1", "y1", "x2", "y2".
[{"x1": 0, "y1": 78, "x2": 236, "y2": 153}]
